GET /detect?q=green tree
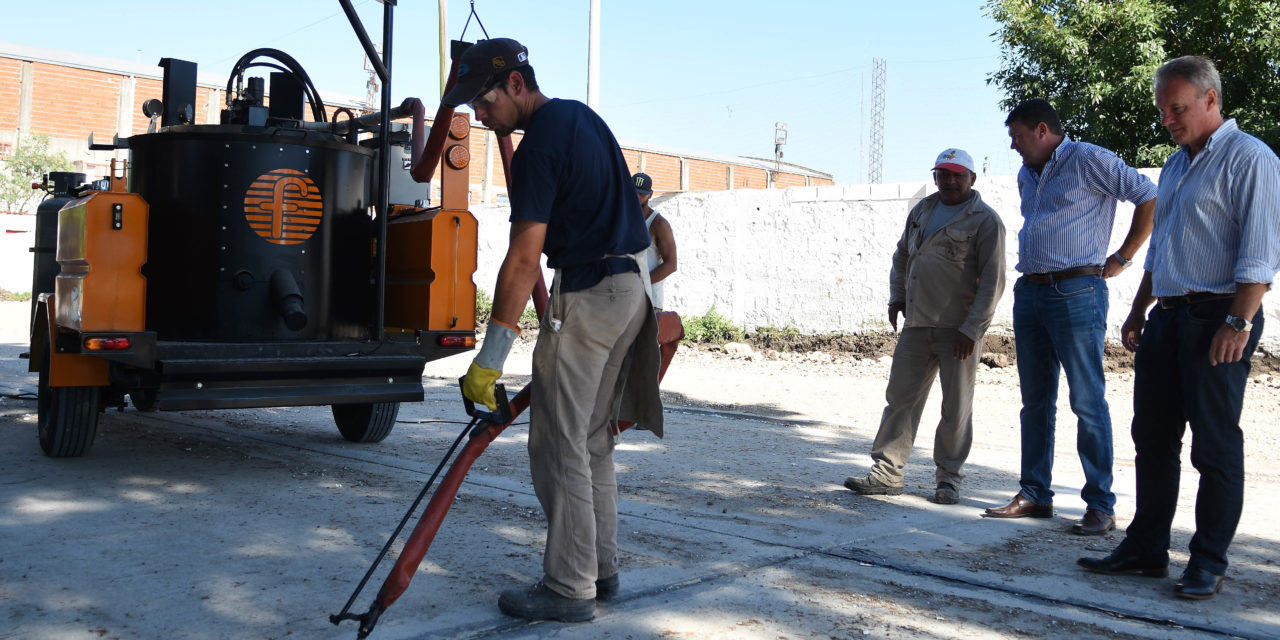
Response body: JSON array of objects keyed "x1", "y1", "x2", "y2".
[
  {"x1": 986, "y1": 0, "x2": 1280, "y2": 168},
  {"x1": 0, "y1": 135, "x2": 75, "y2": 213}
]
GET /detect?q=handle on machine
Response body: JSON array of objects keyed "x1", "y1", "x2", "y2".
[{"x1": 459, "y1": 379, "x2": 513, "y2": 427}]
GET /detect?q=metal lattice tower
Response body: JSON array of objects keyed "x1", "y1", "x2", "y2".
[{"x1": 869, "y1": 57, "x2": 886, "y2": 184}]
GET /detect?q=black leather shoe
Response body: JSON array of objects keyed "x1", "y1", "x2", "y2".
[
  {"x1": 1077, "y1": 550, "x2": 1168, "y2": 577},
  {"x1": 1175, "y1": 567, "x2": 1224, "y2": 600}
]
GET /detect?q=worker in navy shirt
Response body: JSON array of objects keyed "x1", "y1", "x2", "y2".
[{"x1": 446, "y1": 38, "x2": 662, "y2": 623}]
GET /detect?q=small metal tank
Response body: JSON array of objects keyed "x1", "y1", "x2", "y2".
[{"x1": 31, "y1": 172, "x2": 87, "y2": 322}]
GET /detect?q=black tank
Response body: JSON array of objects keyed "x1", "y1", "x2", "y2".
[{"x1": 128, "y1": 125, "x2": 375, "y2": 341}]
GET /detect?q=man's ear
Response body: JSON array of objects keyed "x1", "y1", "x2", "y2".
[{"x1": 505, "y1": 70, "x2": 525, "y2": 95}]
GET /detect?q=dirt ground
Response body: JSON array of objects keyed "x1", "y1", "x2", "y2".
[{"x1": 724, "y1": 326, "x2": 1280, "y2": 376}]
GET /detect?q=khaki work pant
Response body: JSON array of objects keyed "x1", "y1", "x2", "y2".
[
  {"x1": 529, "y1": 272, "x2": 649, "y2": 600},
  {"x1": 867, "y1": 326, "x2": 979, "y2": 489}
]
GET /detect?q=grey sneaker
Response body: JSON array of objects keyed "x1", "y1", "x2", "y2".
[
  {"x1": 498, "y1": 580, "x2": 595, "y2": 622},
  {"x1": 932, "y1": 483, "x2": 960, "y2": 505},
  {"x1": 596, "y1": 573, "x2": 619, "y2": 601},
  {"x1": 843, "y1": 474, "x2": 904, "y2": 496}
]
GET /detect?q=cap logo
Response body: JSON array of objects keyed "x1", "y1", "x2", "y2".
[
  {"x1": 943, "y1": 150, "x2": 957, "y2": 159},
  {"x1": 458, "y1": 63, "x2": 470, "y2": 77},
  {"x1": 492, "y1": 56, "x2": 506, "y2": 70},
  {"x1": 516, "y1": 52, "x2": 528, "y2": 63},
  {"x1": 635, "y1": 176, "x2": 645, "y2": 188}
]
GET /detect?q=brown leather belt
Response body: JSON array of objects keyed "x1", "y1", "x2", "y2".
[
  {"x1": 1157, "y1": 292, "x2": 1235, "y2": 309},
  {"x1": 1024, "y1": 266, "x2": 1103, "y2": 285}
]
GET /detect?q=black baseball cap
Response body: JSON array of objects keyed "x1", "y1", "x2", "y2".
[
  {"x1": 632, "y1": 173, "x2": 653, "y2": 194},
  {"x1": 441, "y1": 38, "x2": 530, "y2": 107}
]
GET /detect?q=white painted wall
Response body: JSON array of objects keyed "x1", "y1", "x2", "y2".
[
  {"x1": 472, "y1": 172, "x2": 1280, "y2": 351},
  {"x1": 0, "y1": 214, "x2": 35, "y2": 293}
]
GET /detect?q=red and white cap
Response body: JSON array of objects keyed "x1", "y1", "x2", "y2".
[{"x1": 933, "y1": 148, "x2": 975, "y2": 174}]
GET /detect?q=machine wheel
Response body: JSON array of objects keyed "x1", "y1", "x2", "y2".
[
  {"x1": 130, "y1": 389, "x2": 158, "y2": 412},
  {"x1": 332, "y1": 402, "x2": 400, "y2": 443},
  {"x1": 37, "y1": 340, "x2": 102, "y2": 457}
]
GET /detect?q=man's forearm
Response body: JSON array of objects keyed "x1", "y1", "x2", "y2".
[
  {"x1": 491, "y1": 256, "x2": 543, "y2": 327},
  {"x1": 1116, "y1": 198, "x2": 1156, "y2": 259},
  {"x1": 650, "y1": 260, "x2": 676, "y2": 284},
  {"x1": 1130, "y1": 270, "x2": 1155, "y2": 313},
  {"x1": 1230, "y1": 282, "x2": 1269, "y2": 320}
]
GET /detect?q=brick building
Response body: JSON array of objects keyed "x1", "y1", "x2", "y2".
[{"x1": 0, "y1": 41, "x2": 833, "y2": 210}]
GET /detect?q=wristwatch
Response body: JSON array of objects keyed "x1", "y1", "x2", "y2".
[
  {"x1": 1111, "y1": 252, "x2": 1133, "y2": 268},
  {"x1": 1225, "y1": 315, "x2": 1253, "y2": 333}
]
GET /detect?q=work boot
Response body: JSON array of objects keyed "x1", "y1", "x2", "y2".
[
  {"x1": 932, "y1": 483, "x2": 960, "y2": 505},
  {"x1": 596, "y1": 573, "x2": 620, "y2": 601},
  {"x1": 498, "y1": 580, "x2": 595, "y2": 622},
  {"x1": 844, "y1": 474, "x2": 903, "y2": 496}
]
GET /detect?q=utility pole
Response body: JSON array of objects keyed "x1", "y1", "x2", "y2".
[
  {"x1": 773, "y1": 122, "x2": 787, "y2": 188},
  {"x1": 587, "y1": 0, "x2": 601, "y2": 111},
  {"x1": 869, "y1": 57, "x2": 886, "y2": 184},
  {"x1": 363, "y1": 49, "x2": 381, "y2": 111},
  {"x1": 439, "y1": 0, "x2": 448, "y2": 98}
]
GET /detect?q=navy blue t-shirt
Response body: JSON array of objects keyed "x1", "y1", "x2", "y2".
[{"x1": 509, "y1": 99, "x2": 650, "y2": 291}]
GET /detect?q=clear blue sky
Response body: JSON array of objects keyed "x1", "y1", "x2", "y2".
[{"x1": 7, "y1": 1, "x2": 1026, "y2": 184}]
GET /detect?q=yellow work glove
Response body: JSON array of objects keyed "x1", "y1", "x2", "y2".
[
  {"x1": 462, "y1": 319, "x2": 519, "y2": 411},
  {"x1": 462, "y1": 361, "x2": 502, "y2": 411}
]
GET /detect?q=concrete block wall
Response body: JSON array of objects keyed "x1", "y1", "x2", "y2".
[{"x1": 471, "y1": 171, "x2": 1280, "y2": 351}]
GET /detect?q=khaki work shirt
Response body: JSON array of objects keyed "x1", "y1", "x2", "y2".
[{"x1": 889, "y1": 190, "x2": 1006, "y2": 341}]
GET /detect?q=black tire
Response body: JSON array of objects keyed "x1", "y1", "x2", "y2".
[
  {"x1": 130, "y1": 389, "x2": 158, "y2": 412},
  {"x1": 332, "y1": 402, "x2": 399, "y2": 443},
  {"x1": 37, "y1": 339, "x2": 102, "y2": 457}
]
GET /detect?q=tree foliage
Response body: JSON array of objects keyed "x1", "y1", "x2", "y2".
[
  {"x1": 0, "y1": 135, "x2": 75, "y2": 214},
  {"x1": 987, "y1": 0, "x2": 1280, "y2": 167}
]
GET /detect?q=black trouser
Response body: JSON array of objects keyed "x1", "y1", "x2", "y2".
[{"x1": 1119, "y1": 299, "x2": 1263, "y2": 575}]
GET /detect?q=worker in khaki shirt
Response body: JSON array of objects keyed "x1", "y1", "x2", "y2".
[{"x1": 846, "y1": 148, "x2": 1006, "y2": 505}]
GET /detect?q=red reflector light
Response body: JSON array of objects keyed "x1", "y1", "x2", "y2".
[
  {"x1": 438, "y1": 335, "x2": 475, "y2": 348},
  {"x1": 85, "y1": 337, "x2": 131, "y2": 350}
]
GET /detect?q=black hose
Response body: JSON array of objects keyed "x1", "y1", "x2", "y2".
[{"x1": 225, "y1": 48, "x2": 327, "y2": 122}]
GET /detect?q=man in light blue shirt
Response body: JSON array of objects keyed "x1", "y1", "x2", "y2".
[
  {"x1": 984, "y1": 99, "x2": 1157, "y2": 537},
  {"x1": 1079, "y1": 56, "x2": 1280, "y2": 601}
]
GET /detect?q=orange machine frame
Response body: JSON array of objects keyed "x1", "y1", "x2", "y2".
[{"x1": 384, "y1": 113, "x2": 478, "y2": 333}]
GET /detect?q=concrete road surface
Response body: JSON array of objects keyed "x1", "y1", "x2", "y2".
[{"x1": 2, "y1": 311, "x2": 1278, "y2": 639}]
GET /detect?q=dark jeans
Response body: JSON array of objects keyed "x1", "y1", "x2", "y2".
[{"x1": 1119, "y1": 299, "x2": 1263, "y2": 575}]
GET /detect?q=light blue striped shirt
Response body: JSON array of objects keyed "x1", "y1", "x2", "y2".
[
  {"x1": 1015, "y1": 139, "x2": 1157, "y2": 273},
  {"x1": 1146, "y1": 119, "x2": 1280, "y2": 296}
]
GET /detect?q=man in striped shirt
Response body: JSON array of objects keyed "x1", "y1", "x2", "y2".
[
  {"x1": 984, "y1": 99, "x2": 1157, "y2": 538},
  {"x1": 1079, "y1": 56, "x2": 1280, "y2": 601}
]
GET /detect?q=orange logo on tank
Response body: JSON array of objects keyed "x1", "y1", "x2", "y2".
[{"x1": 243, "y1": 169, "x2": 323, "y2": 245}]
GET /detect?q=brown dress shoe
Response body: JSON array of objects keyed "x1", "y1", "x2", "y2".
[
  {"x1": 983, "y1": 494, "x2": 1053, "y2": 518},
  {"x1": 1071, "y1": 508, "x2": 1115, "y2": 535}
]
